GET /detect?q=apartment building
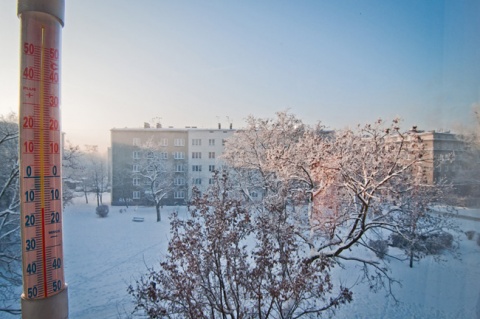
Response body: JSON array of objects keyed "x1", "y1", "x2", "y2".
[
  {"x1": 110, "y1": 125, "x2": 235, "y2": 206},
  {"x1": 416, "y1": 131, "x2": 466, "y2": 184}
]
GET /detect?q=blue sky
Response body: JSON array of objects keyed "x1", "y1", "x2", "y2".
[{"x1": 1, "y1": 0, "x2": 479, "y2": 151}]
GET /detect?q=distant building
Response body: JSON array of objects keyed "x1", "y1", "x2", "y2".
[
  {"x1": 110, "y1": 125, "x2": 235, "y2": 206},
  {"x1": 110, "y1": 125, "x2": 476, "y2": 207},
  {"x1": 390, "y1": 129, "x2": 479, "y2": 204},
  {"x1": 417, "y1": 131, "x2": 467, "y2": 185}
]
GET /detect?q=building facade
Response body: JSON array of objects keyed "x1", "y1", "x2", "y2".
[
  {"x1": 417, "y1": 131, "x2": 467, "y2": 185},
  {"x1": 110, "y1": 126, "x2": 235, "y2": 206}
]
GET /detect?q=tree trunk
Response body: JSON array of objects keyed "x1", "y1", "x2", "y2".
[
  {"x1": 156, "y1": 203, "x2": 161, "y2": 222},
  {"x1": 409, "y1": 247, "x2": 414, "y2": 268}
]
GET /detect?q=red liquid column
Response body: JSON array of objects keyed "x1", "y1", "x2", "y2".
[{"x1": 18, "y1": 1, "x2": 68, "y2": 318}]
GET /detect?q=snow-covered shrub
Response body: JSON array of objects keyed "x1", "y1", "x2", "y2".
[
  {"x1": 465, "y1": 230, "x2": 476, "y2": 240},
  {"x1": 390, "y1": 233, "x2": 409, "y2": 249},
  {"x1": 391, "y1": 232, "x2": 453, "y2": 255},
  {"x1": 425, "y1": 232, "x2": 453, "y2": 254},
  {"x1": 96, "y1": 204, "x2": 109, "y2": 217},
  {"x1": 369, "y1": 240, "x2": 389, "y2": 259}
]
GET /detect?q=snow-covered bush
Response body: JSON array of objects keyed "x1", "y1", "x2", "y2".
[
  {"x1": 390, "y1": 231, "x2": 453, "y2": 255},
  {"x1": 425, "y1": 232, "x2": 454, "y2": 254},
  {"x1": 96, "y1": 204, "x2": 109, "y2": 217},
  {"x1": 369, "y1": 240, "x2": 389, "y2": 259},
  {"x1": 465, "y1": 230, "x2": 476, "y2": 240}
]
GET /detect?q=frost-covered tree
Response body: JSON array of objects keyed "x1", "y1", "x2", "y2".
[
  {"x1": 82, "y1": 145, "x2": 108, "y2": 206},
  {"x1": 135, "y1": 138, "x2": 176, "y2": 222},
  {"x1": 62, "y1": 140, "x2": 83, "y2": 207},
  {"x1": 390, "y1": 182, "x2": 459, "y2": 268},
  {"x1": 129, "y1": 171, "x2": 352, "y2": 318},
  {"x1": 130, "y1": 112, "x2": 459, "y2": 317},
  {"x1": 0, "y1": 113, "x2": 21, "y2": 315},
  {"x1": 223, "y1": 112, "x2": 458, "y2": 291}
]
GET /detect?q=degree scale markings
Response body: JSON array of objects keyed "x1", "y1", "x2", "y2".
[
  {"x1": 20, "y1": 13, "x2": 64, "y2": 301},
  {"x1": 39, "y1": 26, "x2": 48, "y2": 299}
]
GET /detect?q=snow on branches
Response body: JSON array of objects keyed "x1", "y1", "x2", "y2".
[
  {"x1": 131, "y1": 111, "x2": 459, "y2": 318},
  {"x1": 129, "y1": 171, "x2": 352, "y2": 318},
  {"x1": 223, "y1": 112, "x2": 459, "y2": 283}
]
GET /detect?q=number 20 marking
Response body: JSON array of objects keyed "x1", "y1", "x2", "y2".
[{"x1": 49, "y1": 119, "x2": 58, "y2": 130}]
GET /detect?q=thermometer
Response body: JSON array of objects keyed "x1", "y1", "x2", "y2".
[{"x1": 18, "y1": 0, "x2": 68, "y2": 318}]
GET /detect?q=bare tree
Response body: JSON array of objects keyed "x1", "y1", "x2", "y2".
[
  {"x1": 223, "y1": 112, "x2": 459, "y2": 294},
  {"x1": 0, "y1": 113, "x2": 21, "y2": 315},
  {"x1": 130, "y1": 112, "x2": 459, "y2": 317},
  {"x1": 390, "y1": 181, "x2": 459, "y2": 268},
  {"x1": 112, "y1": 162, "x2": 134, "y2": 208},
  {"x1": 135, "y1": 138, "x2": 176, "y2": 222},
  {"x1": 62, "y1": 140, "x2": 83, "y2": 207},
  {"x1": 129, "y1": 171, "x2": 352, "y2": 318},
  {"x1": 83, "y1": 145, "x2": 108, "y2": 206}
]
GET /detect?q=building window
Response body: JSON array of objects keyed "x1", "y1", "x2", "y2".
[
  {"x1": 174, "y1": 177, "x2": 185, "y2": 185},
  {"x1": 209, "y1": 178, "x2": 214, "y2": 185},
  {"x1": 209, "y1": 138, "x2": 215, "y2": 146},
  {"x1": 208, "y1": 152, "x2": 215, "y2": 159},
  {"x1": 133, "y1": 164, "x2": 140, "y2": 172},
  {"x1": 133, "y1": 191, "x2": 140, "y2": 199},
  {"x1": 209, "y1": 165, "x2": 215, "y2": 172},
  {"x1": 192, "y1": 138, "x2": 201, "y2": 146},
  {"x1": 222, "y1": 139, "x2": 226, "y2": 146},
  {"x1": 146, "y1": 151, "x2": 154, "y2": 159},
  {"x1": 251, "y1": 191, "x2": 258, "y2": 198},
  {"x1": 160, "y1": 152, "x2": 168, "y2": 159},
  {"x1": 133, "y1": 178, "x2": 140, "y2": 186},
  {"x1": 174, "y1": 191, "x2": 185, "y2": 199},
  {"x1": 174, "y1": 138, "x2": 185, "y2": 146},
  {"x1": 153, "y1": 163, "x2": 166, "y2": 172},
  {"x1": 176, "y1": 164, "x2": 185, "y2": 172},
  {"x1": 160, "y1": 138, "x2": 168, "y2": 146},
  {"x1": 133, "y1": 138, "x2": 141, "y2": 146},
  {"x1": 193, "y1": 178, "x2": 202, "y2": 185},
  {"x1": 174, "y1": 152, "x2": 185, "y2": 159},
  {"x1": 133, "y1": 151, "x2": 140, "y2": 159},
  {"x1": 192, "y1": 151, "x2": 202, "y2": 159},
  {"x1": 192, "y1": 165, "x2": 202, "y2": 172}
]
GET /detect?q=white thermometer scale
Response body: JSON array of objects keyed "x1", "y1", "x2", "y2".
[{"x1": 18, "y1": 0, "x2": 68, "y2": 318}]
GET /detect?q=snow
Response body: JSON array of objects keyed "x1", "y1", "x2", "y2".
[
  {"x1": 62, "y1": 196, "x2": 186, "y2": 319},
  {"x1": 2, "y1": 194, "x2": 480, "y2": 319}
]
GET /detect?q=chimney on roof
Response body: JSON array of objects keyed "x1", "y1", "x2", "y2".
[
  {"x1": 156, "y1": 123, "x2": 162, "y2": 128},
  {"x1": 230, "y1": 123, "x2": 232, "y2": 129},
  {"x1": 144, "y1": 122, "x2": 150, "y2": 128},
  {"x1": 218, "y1": 123, "x2": 221, "y2": 129}
]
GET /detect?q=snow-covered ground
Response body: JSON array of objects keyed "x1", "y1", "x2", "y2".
[{"x1": 2, "y1": 195, "x2": 480, "y2": 319}]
